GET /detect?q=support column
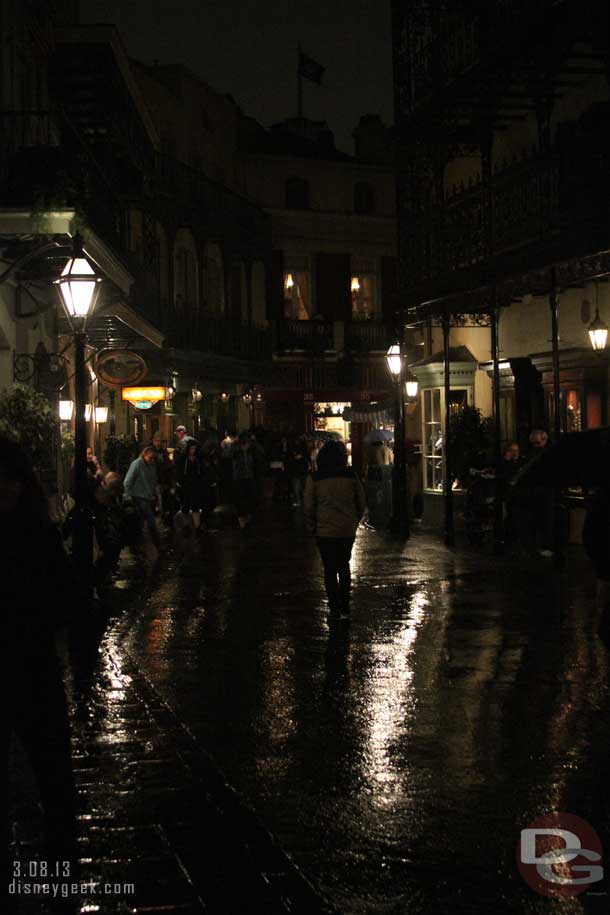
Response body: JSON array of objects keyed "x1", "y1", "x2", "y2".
[
  {"x1": 490, "y1": 297, "x2": 504, "y2": 553},
  {"x1": 549, "y1": 269, "x2": 564, "y2": 569},
  {"x1": 442, "y1": 310, "x2": 454, "y2": 547},
  {"x1": 549, "y1": 270, "x2": 561, "y2": 441},
  {"x1": 73, "y1": 332, "x2": 93, "y2": 596}
]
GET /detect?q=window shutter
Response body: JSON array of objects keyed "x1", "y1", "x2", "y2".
[
  {"x1": 381, "y1": 256, "x2": 398, "y2": 321},
  {"x1": 315, "y1": 253, "x2": 350, "y2": 321},
  {"x1": 269, "y1": 250, "x2": 284, "y2": 321}
]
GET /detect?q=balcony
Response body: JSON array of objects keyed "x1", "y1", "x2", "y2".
[
  {"x1": 275, "y1": 319, "x2": 334, "y2": 353},
  {"x1": 155, "y1": 153, "x2": 269, "y2": 243},
  {"x1": 168, "y1": 316, "x2": 273, "y2": 363},
  {"x1": 344, "y1": 321, "x2": 393, "y2": 353},
  {"x1": 404, "y1": 145, "x2": 608, "y2": 288},
  {"x1": 275, "y1": 320, "x2": 392, "y2": 356}
]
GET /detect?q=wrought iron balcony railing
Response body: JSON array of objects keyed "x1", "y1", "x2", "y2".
[
  {"x1": 275, "y1": 319, "x2": 335, "y2": 353},
  {"x1": 344, "y1": 321, "x2": 394, "y2": 353},
  {"x1": 168, "y1": 316, "x2": 273, "y2": 362},
  {"x1": 154, "y1": 153, "x2": 269, "y2": 241}
]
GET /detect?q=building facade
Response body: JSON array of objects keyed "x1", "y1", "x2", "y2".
[
  {"x1": 243, "y1": 116, "x2": 399, "y2": 471},
  {"x1": 1, "y1": 5, "x2": 273, "y2": 483},
  {"x1": 392, "y1": 0, "x2": 610, "y2": 535}
]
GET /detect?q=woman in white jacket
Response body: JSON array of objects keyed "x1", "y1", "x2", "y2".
[{"x1": 304, "y1": 440, "x2": 366, "y2": 618}]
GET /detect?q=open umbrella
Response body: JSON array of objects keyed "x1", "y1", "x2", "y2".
[
  {"x1": 512, "y1": 427, "x2": 610, "y2": 491},
  {"x1": 364, "y1": 428, "x2": 393, "y2": 444}
]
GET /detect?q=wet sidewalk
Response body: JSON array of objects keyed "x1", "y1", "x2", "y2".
[{"x1": 9, "y1": 505, "x2": 610, "y2": 913}]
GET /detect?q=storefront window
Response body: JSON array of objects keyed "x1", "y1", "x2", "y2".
[
  {"x1": 423, "y1": 388, "x2": 443, "y2": 492},
  {"x1": 422, "y1": 386, "x2": 471, "y2": 492},
  {"x1": 565, "y1": 389, "x2": 582, "y2": 432}
]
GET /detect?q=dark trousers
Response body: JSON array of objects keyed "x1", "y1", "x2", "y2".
[
  {"x1": 134, "y1": 497, "x2": 161, "y2": 548},
  {"x1": 316, "y1": 537, "x2": 355, "y2": 611}
]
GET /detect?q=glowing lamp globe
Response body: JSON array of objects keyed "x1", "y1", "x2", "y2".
[
  {"x1": 386, "y1": 344, "x2": 403, "y2": 380},
  {"x1": 54, "y1": 237, "x2": 102, "y2": 320},
  {"x1": 59, "y1": 400, "x2": 74, "y2": 421},
  {"x1": 589, "y1": 309, "x2": 608, "y2": 351}
]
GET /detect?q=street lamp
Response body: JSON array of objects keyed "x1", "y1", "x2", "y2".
[
  {"x1": 54, "y1": 234, "x2": 103, "y2": 592},
  {"x1": 386, "y1": 343, "x2": 410, "y2": 538},
  {"x1": 242, "y1": 388, "x2": 254, "y2": 427},
  {"x1": 589, "y1": 310, "x2": 608, "y2": 351},
  {"x1": 405, "y1": 378, "x2": 419, "y2": 399}
]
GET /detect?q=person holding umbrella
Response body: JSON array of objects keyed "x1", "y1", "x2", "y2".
[
  {"x1": 583, "y1": 485, "x2": 610, "y2": 650},
  {"x1": 512, "y1": 426, "x2": 610, "y2": 649}
]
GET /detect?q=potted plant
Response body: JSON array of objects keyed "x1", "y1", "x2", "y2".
[
  {"x1": 0, "y1": 383, "x2": 60, "y2": 491},
  {"x1": 448, "y1": 404, "x2": 494, "y2": 489}
]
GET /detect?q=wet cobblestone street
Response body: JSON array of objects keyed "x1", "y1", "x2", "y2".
[{"x1": 9, "y1": 505, "x2": 610, "y2": 914}]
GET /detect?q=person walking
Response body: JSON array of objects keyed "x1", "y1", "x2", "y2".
[
  {"x1": 231, "y1": 432, "x2": 259, "y2": 530},
  {"x1": 149, "y1": 430, "x2": 174, "y2": 525},
  {"x1": 287, "y1": 436, "x2": 309, "y2": 507},
  {"x1": 2, "y1": 437, "x2": 79, "y2": 887},
  {"x1": 175, "y1": 424, "x2": 196, "y2": 453},
  {"x1": 175, "y1": 441, "x2": 209, "y2": 534},
  {"x1": 304, "y1": 440, "x2": 366, "y2": 619},
  {"x1": 123, "y1": 445, "x2": 161, "y2": 550},
  {"x1": 582, "y1": 485, "x2": 610, "y2": 650}
]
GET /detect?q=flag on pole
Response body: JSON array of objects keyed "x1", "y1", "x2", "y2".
[{"x1": 298, "y1": 50, "x2": 325, "y2": 85}]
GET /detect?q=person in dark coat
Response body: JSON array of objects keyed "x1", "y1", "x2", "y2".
[
  {"x1": 2, "y1": 437, "x2": 79, "y2": 882},
  {"x1": 582, "y1": 485, "x2": 610, "y2": 650},
  {"x1": 174, "y1": 441, "x2": 210, "y2": 533},
  {"x1": 230, "y1": 433, "x2": 259, "y2": 530},
  {"x1": 149, "y1": 430, "x2": 174, "y2": 524}
]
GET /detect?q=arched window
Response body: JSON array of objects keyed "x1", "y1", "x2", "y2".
[
  {"x1": 251, "y1": 260, "x2": 267, "y2": 326},
  {"x1": 286, "y1": 176, "x2": 310, "y2": 209},
  {"x1": 173, "y1": 228, "x2": 199, "y2": 315},
  {"x1": 202, "y1": 242, "x2": 225, "y2": 316},
  {"x1": 354, "y1": 182, "x2": 376, "y2": 215},
  {"x1": 228, "y1": 259, "x2": 247, "y2": 321}
]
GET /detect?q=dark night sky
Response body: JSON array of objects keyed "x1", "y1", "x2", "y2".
[{"x1": 79, "y1": 0, "x2": 394, "y2": 154}]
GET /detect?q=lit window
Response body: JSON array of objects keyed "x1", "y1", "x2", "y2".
[
  {"x1": 351, "y1": 258, "x2": 378, "y2": 320},
  {"x1": 284, "y1": 258, "x2": 312, "y2": 319}
]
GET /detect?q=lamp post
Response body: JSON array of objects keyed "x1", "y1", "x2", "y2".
[
  {"x1": 242, "y1": 389, "x2": 254, "y2": 427},
  {"x1": 54, "y1": 234, "x2": 102, "y2": 592},
  {"x1": 386, "y1": 343, "x2": 410, "y2": 538}
]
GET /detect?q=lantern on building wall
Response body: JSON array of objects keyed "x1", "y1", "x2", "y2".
[
  {"x1": 405, "y1": 379, "x2": 419, "y2": 399},
  {"x1": 59, "y1": 400, "x2": 74, "y2": 421},
  {"x1": 589, "y1": 310, "x2": 608, "y2": 351},
  {"x1": 95, "y1": 405, "x2": 109, "y2": 423}
]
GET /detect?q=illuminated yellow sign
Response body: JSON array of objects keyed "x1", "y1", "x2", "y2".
[{"x1": 122, "y1": 386, "x2": 166, "y2": 407}]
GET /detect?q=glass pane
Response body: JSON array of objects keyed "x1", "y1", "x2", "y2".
[
  {"x1": 565, "y1": 389, "x2": 581, "y2": 432},
  {"x1": 284, "y1": 269, "x2": 311, "y2": 319},
  {"x1": 351, "y1": 275, "x2": 378, "y2": 320}
]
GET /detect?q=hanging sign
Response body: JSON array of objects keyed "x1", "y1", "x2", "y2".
[
  {"x1": 96, "y1": 350, "x2": 148, "y2": 387},
  {"x1": 122, "y1": 386, "x2": 166, "y2": 409}
]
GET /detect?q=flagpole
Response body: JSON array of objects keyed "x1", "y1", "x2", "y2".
[{"x1": 297, "y1": 41, "x2": 303, "y2": 122}]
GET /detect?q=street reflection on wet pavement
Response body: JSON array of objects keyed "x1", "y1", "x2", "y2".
[{"x1": 9, "y1": 504, "x2": 610, "y2": 913}]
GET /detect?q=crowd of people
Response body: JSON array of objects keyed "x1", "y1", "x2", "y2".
[{"x1": 79, "y1": 427, "x2": 343, "y2": 595}]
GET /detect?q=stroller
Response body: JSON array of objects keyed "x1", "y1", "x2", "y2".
[{"x1": 464, "y1": 468, "x2": 497, "y2": 546}]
